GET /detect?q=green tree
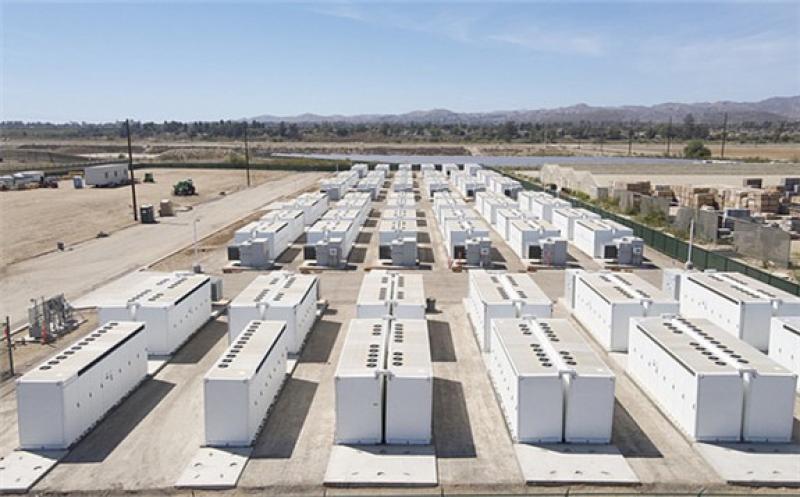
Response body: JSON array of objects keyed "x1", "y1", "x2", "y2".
[{"x1": 683, "y1": 139, "x2": 711, "y2": 158}]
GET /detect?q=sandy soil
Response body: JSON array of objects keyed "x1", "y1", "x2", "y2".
[{"x1": 0, "y1": 168, "x2": 289, "y2": 267}]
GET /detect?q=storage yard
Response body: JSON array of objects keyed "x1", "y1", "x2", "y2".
[
  {"x1": 0, "y1": 168, "x2": 290, "y2": 267},
  {"x1": 1, "y1": 164, "x2": 799, "y2": 496}
]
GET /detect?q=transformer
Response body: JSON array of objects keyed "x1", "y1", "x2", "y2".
[
  {"x1": 489, "y1": 318, "x2": 615, "y2": 443},
  {"x1": 203, "y1": 320, "x2": 288, "y2": 447},
  {"x1": 97, "y1": 273, "x2": 212, "y2": 356},
  {"x1": 628, "y1": 316, "x2": 796, "y2": 442},
  {"x1": 16, "y1": 321, "x2": 148, "y2": 449},
  {"x1": 565, "y1": 269, "x2": 678, "y2": 352},
  {"x1": 614, "y1": 236, "x2": 645, "y2": 266},
  {"x1": 466, "y1": 270, "x2": 552, "y2": 352}
]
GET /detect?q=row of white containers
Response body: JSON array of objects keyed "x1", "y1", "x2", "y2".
[
  {"x1": 433, "y1": 191, "x2": 492, "y2": 265},
  {"x1": 306, "y1": 191, "x2": 372, "y2": 266}
]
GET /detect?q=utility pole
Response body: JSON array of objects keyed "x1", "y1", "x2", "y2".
[
  {"x1": 126, "y1": 119, "x2": 138, "y2": 221},
  {"x1": 4, "y1": 316, "x2": 14, "y2": 377},
  {"x1": 627, "y1": 128, "x2": 633, "y2": 156},
  {"x1": 720, "y1": 112, "x2": 728, "y2": 159},
  {"x1": 244, "y1": 121, "x2": 251, "y2": 187},
  {"x1": 666, "y1": 117, "x2": 673, "y2": 156}
]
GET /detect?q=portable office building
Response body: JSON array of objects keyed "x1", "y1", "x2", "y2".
[
  {"x1": 16, "y1": 321, "x2": 147, "y2": 449},
  {"x1": 552, "y1": 207, "x2": 602, "y2": 241},
  {"x1": 770, "y1": 317, "x2": 800, "y2": 391},
  {"x1": 572, "y1": 218, "x2": 635, "y2": 259},
  {"x1": 97, "y1": 273, "x2": 212, "y2": 356},
  {"x1": 466, "y1": 270, "x2": 552, "y2": 352},
  {"x1": 203, "y1": 320, "x2": 288, "y2": 447},
  {"x1": 628, "y1": 316, "x2": 796, "y2": 442},
  {"x1": 228, "y1": 272, "x2": 319, "y2": 353},
  {"x1": 489, "y1": 317, "x2": 615, "y2": 443},
  {"x1": 385, "y1": 319, "x2": 432, "y2": 444},
  {"x1": 565, "y1": 270, "x2": 678, "y2": 351},
  {"x1": 84, "y1": 163, "x2": 129, "y2": 187},
  {"x1": 518, "y1": 191, "x2": 571, "y2": 222},
  {"x1": 675, "y1": 271, "x2": 800, "y2": 351}
]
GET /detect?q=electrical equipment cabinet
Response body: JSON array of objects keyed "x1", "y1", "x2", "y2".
[
  {"x1": 677, "y1": 271, "x2": 800, "y2": 351},
  {"x1": 628, "y1": 316, "x2": 796, "y2": 442},
  {"x1": 572, "y1": 218, "x2": 635, "y2": 259},
  {"x1": 443, "y1": 218, "x2": 492, "y2": 265},
  {"x1": 565, "y1": 270, "x2": 678, "y2": 352},
  {"x1": 287, "y1": 192, "x2": 329, "y2": 225},
  {"x1": 475, "y1": 191, "x2": 516, "y2": 226},
  {"x1": 385, "y1": 319, "x2": 432, "y2": 444},
  {"x1": 98, "y1": 273, "x2": 212, "y2": 356},
  {"x1": 378, "y1": 219, "x2": 418, "y2": 265},
  {"x1": 506, "y1": 217, "x2": 563, "y2": 261},
  {"x1": 203, "y1": 320, "x2": 287, "y2": 447},
  {"x1": 386, "y1": 191, "x2": 415, "y2": 208},
  {"x1": 451, "y1": 172, "x2": 486, "y2": 198},
  {"x1": 466, "y1": 270, "x2": 552, "y2": 352},
  {"x1": 334, "y1": 319, "x2": 389, "y2": 444},
  {"x1": 489, "y1": 318, "x2": 615, "y2": 443},
  {"x1": 305, "y1": 218, "x2": 359, "y2": 266},
  {"x1": 351, "y1": 163, "x2": 369, "y2": 178},
  {"x1": 769, "y1": 317, "x2": 800, "y2": 392},
  {"x1": 228, "y1": 272, "x2": 319, "y2": 353},
  {"x1": 16, "y1": 321, "x2": 148, "y2": 449}
]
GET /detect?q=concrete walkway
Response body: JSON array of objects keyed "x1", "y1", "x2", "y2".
[{"x1": 0, "y1": 172, "x2": 326, "y2": 328}]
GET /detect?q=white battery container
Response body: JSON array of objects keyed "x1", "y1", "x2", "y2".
[
  {"x1": 385, "y1": 319, "x2": 432, "y2": 444},
  {"x1": 334, "y1": 319, "x2": 389, "y2": 444},
  {"x1": 565, "y1": 270, "x2": 678, "y2": 352},
  {"x1": 228, "y1": 272, "x2": 319, "y2": 354},
  {"x1": 518, "y1": 191, "x2": 571, "y2": 223},
  {"x1": 769, "y1": 317, "x2": 800, "y2": 392},
  {"x1": 678, "y1": 271, "x2": 800, "y2": 351},
  {"x1": 551, "y1": 207, "x2": 601, "y2": 241},
  {"x1": 97, "y1": 273, "x2": 212, "y2": 356},
  {"x1": 203, "y1": 320, "x2": 288, "y2": 447},
  {"x1": 356, "y1": 271, "x2": 425, "y2": 319},
  {"x1": 506, "y1": 217, "x2": 562, "y2": 260},
  {"x1": 466, "y1": 270, "x2": 552, "y2": 352},
  {"x1": 628, "y1": 316, "x2": 796, "y2": 442},
  {"x1": 572, "y1": 218, "x2": 635, "y2": 259},
  {"x1": 16, "y1": 321, "x2": 148, "y2": 449}
]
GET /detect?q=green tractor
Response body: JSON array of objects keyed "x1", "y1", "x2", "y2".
[{"x1": 173, "y1": 178, "x2": 197, "y2": 196}]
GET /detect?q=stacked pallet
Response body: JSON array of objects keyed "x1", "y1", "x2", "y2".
[
  {"x1": 673, "y1": 185, "x2": 716, "y2": 208},
  {"x1": 613, "y1": 180, "x2": 651, "y2": 195}
]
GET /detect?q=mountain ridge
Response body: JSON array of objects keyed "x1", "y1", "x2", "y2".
[{"x1": 250, "y1": 96, "x2": 800, "y2": 125}]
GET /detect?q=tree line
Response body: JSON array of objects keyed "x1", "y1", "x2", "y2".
[{"x1": 2, "y1": 115, "x2": 798, "y2": 143}]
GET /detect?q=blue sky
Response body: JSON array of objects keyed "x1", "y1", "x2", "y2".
[{"x1": 2, "y1": 1, "x2": 799, "y2": 122}]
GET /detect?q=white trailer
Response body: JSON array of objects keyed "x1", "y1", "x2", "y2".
[
  {"x1": 356, "y1": 271, "x2": 425, "y2": 319},
  {"x1": 552, "y1": 207, "x2": 601, "y2": 241},
  {"x1": 385, "y1": 319, "x2": 432, "y2": 444},
  {"x1": 489, "y1": 318, "x2": 615, "y2": 443},
  {"x1": 84, "y1": 163, "x2": 129, "y2": 187},
  {"x1": 565, "y1": 270, "x2": 678, "y2": 352},
  {"x1": 334, "y1": 319, "x2": 389, "y2": 444},
  {"x1": 676, "y1": 271, "x2": 800, "y2": 351},
  {"x1": 228, "y1": 272, "x2": 319, "y2": 353},
  {"x1": 97, "y1": 273, "x2": 212, "y2": 356},
  {"x1": 16, "y1": 321, "x2": 147, "y2": 449},
  {"x1": 628, "y1": 316, "x2": 796, "y2": 442},
  {"x1": 465, "y1": 270, "x2": 552, "y2": 352},
  {"x1": 203, "y1": 320, "x2": 288, "y2": 447},
  {"x1": 770, "y1": 317, "x2": 800, "y2": 391},
  {"x1": 572, "y1": 218, "x2": 635, "y2": 259}
]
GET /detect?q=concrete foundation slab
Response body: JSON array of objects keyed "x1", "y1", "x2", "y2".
[
  {"x1": 324, "y1": 445, "x2": 437, "y2": 487},
  {"x1": 695, "y1": 442, "x2": 800, "y2": 486},
  {"x1": 146, "y1": 356, "x2": 170, "y2": 376},
  {"x1": 0, "y1": 450, "x2": 66, "y2": 494},
  {"x1": 174, "y1": 447, "x2": 252, "y2": 489},
  {"x1": 513, "y1": 443, "x2": 639, "y2": 485}
]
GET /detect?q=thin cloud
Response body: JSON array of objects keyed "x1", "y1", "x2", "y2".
[{"x1": 487, "y1": 28, "x2": 605, "y2": 56}]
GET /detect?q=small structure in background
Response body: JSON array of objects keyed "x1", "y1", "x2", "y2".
[{"x1": 84, "y1": 163, "x2": 129, "y2": 187}]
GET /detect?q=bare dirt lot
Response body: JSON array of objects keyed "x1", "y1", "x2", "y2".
[{"x1": 0, "y1": 168, "x2": 289, "y2": 267}]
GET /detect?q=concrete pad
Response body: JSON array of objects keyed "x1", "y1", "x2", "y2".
[
  {"x1": 0, "y1": 450, "x2": 66, "y2": 494},
  {"x1": 513, "y1": 443, "x2": 639, "y2": 485},
  {"x1": 695, "y1": 442, "x2": 800, "y2": 486},
  {"x1": 608, "y1": 351, "x2": 628, "y2": 370},
  {"x1": 324, "y1": 445, "x2": 437, "y2": 487},
  {"x1": 174, "y1": 447, "x2": 252, "y2": 489}
]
